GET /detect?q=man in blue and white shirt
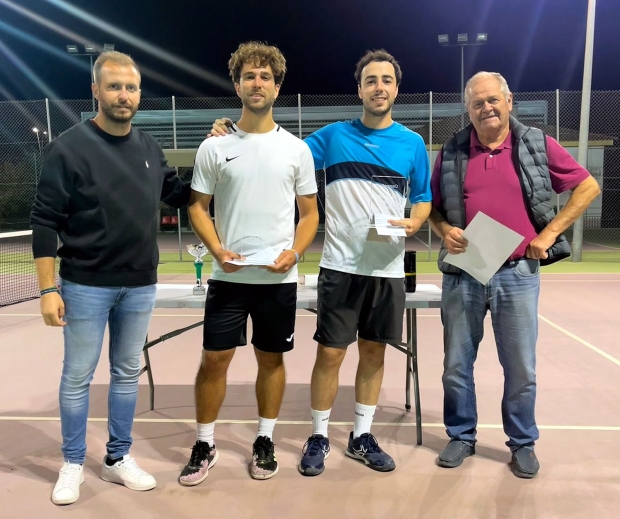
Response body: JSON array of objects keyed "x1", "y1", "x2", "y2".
[{"x1": 211, "y1": 49, "x2": 431, "y2": 476}]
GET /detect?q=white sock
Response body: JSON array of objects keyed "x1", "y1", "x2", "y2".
[
  {"x1": 257, "y1": 417, "x2": 278, "y2": 440},
  {"x1": 311, "y1": 408, "x2": 331, "y2": 437},
  {"x1": 197, "y1": 422, "x2": 215, "y2": 446},
  {"x1": 353, "y1": 403, "x2": 376, "y2": 439}
]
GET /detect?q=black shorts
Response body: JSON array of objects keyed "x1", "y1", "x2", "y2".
[
  {"x1": 313, "y1": 268, "x2": 406, "y2": 349},
  {"x1": 203, "y1": 280, "x2": 297, "y2": 353}
]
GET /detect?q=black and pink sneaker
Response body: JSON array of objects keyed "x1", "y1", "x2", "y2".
[{"x1": 179, "y1": 441, "x2": 219, "y2": 486}]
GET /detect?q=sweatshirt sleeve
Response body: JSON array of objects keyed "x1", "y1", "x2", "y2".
[
  {"x1": 30, "y1": 141, "x2": 70, "y2": 258},
  {"x1": 158, "y1": 146, "x2": 191, "y2": 208}
]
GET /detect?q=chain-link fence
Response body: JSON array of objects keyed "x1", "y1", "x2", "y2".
[{"x1": 1, "y1": 91, "x2": 618, "y2": 260}]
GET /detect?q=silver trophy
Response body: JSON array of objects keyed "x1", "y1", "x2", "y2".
[{"x1": 187, "y1": 243, "x2": 208, "y2": 295}]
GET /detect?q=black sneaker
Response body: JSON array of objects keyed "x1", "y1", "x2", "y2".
[
  {"x1": 250, "y1": 436, "x2": 278, "y2": 480},
  {"x1": 345, "y1": 432, "x2": 395, "y2": 472},
  {"x1": 299, "y1": 434, "x2": 330, "y2": 476},
  {"x1": 179, "y1": 441, "x2": 219, "y2": 486}
]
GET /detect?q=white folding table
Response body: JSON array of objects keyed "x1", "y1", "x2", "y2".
[{"x1": 143, "y1": 283, "x2": 442, "y2": 445}]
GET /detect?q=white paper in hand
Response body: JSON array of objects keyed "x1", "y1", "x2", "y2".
[
  {"x1": 225, "y1": 246, "x2": 280, "y2": 266},
  {"x1": 443, "y1": 212, "x2": 524, "y2": 285},
  {"x1": 367, "y1": 214, "x2": 407, "y2": 237}
]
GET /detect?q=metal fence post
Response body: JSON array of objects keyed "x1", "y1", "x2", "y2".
[
  {"x1": 572, "y1": 0, "x2": 597, "y2": 262},
  {"x1": 45, "y1": 98, "x2": 52, "y2": 142},
  {"x1": 298, "y1": 93, "x2": 302, "y2": 139},
  {"x1": 428, "y1": 91, "x2": 433, "y2": 261},
  {"x1": 172, "y1": 95, "x2": 183, "y2": 262},
  {"x1": 556, "y1": 89, "x2": 560, "y2": 214}
]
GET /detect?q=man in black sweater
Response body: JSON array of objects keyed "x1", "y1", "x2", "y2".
[{"x1": 30, "y1": 51, "x2": 189, "y2": 506}]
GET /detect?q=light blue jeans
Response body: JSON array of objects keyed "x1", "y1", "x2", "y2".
[
  {"x1": 59, "y1": 279, "x2": 156, "y2": 464},
  {"x1": 441, "y1": 258, "x2": 540, "y2": 449}
]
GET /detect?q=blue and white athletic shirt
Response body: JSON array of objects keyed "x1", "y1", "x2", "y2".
[{"x1": 305, "y1": 119, "x2": 431, "y2": 278}]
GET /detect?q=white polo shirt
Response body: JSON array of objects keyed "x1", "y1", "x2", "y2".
[{"x1": 191, "y1": 124, "x2": 317, "y2": 284}]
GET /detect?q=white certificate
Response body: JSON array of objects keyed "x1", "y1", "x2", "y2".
[{"x1": 443, "y1": 212, "x2": 524, "y2": 285}]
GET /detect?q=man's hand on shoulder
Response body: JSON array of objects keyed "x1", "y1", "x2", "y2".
[{"x1": 207, "y1": 118, "x2": 234, "y2": 138}]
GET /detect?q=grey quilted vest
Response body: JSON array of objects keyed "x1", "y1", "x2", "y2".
[{"x1": 437, "y1": 116, "x2": 571, "y2": 274}]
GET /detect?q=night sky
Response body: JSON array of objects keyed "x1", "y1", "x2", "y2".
[{"x1": 0, "y1": 0, "x2": 618, "y2": 102}]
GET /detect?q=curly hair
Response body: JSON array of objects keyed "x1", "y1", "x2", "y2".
[
  {"x1": 228, "y1": 41, "x2": 287, "y2": 85},
  {"x1": 354, "y1": 49, "x2": 402, "y2": 86}
]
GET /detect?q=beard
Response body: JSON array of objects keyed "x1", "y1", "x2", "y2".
[
  {"x1": 363, "y1": 97, "x2": 394, "y2": 117},
  {"x1": 242, "y1": 92, "x2": 275, "y2": 115},
  {"x1": 99, "y1": 100, "x2": 138, "y2": 123}
]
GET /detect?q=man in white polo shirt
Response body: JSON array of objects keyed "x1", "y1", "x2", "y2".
[{"x1": 179, "y1": 41, "x2": 318, "y2": 485}]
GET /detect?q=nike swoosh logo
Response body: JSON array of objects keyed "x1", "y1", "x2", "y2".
[
  {"x1": 286, "y1": 333, "x2": 294, "y2": 342},
  {"x1": 226, "y1": 156, "x2": 240, "y2": 162}
]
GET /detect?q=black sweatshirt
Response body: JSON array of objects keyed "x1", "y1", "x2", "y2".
[{"x1": 31, "y1": 120, "x2": 191, "y2": 287}]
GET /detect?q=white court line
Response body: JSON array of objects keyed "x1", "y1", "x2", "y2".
[
  {"x1": 542, "y1": 281, "x2": 620, "y2": 284},
  {"x1": 584, "y1": 241, "x2": 620, "y2": 250},
  {"x1": 0, "y1": 416, "x2": 619, "y2": 431},
  {"x1": 538, "y1": 313, "x2": 620, "y2": 368},
  {"x1": 0, "y1": 314, "x2": 441, "y2": 318},
  {"x1": 0, "y1": 314, "x2": 312, "y2": 318},
  {"x1": 539, "y1": 272, "x2": 620, "y2": 276}
]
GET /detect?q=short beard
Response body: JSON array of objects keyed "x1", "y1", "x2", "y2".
[
  {"x1": 243, "y1": 94, "x2": 275, "y2": 116},
  {"x1": 100, "y1": 101, "x2": 138, "y2": 123},
  {"x1": 363, "y1": 98, "x2": 394, "y2": 117}
]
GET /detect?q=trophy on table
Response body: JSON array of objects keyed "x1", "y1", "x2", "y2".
[{"x1": 187, "y1": 243, "x2": 208, "y2": 295}]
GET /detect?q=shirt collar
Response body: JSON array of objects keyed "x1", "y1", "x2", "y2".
[{"x1": 470, "y1": 128, "x2": 513, "y2": 151}]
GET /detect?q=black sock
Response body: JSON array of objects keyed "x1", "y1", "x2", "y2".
[{"x1": 105, "y1": 456, "x2": 122, "y2": 467}]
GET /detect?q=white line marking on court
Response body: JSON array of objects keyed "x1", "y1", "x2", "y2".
[
  {"x1": 584, "y1": 241, "x2": 620, "y2": 250},
  {"x1": 0, "y1": 313, "x2": 441, "y2": 318},
  {"x1": 412, "y1": 235, "x2": 430, "y2": 248},
  {"x1": 538, "y1": 313, "x2": 620, "y2": 368},
  {"x1": 0, "y1": 314, "x2": 40, "y2": 317},
  {"x1": 0, "y1": 314, "x2": 315, "y2": 318},
  {"x1": 541, "y1": 279, "x2": 620, "y2": 282},
  {"x1": 0, "y1": 416, "x2": 619, "y2": 431},
  {"x1": 540, "y1": 272, "x2": 620, "y2": 276}
]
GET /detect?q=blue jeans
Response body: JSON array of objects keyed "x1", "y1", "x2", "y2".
[
  {"x1": 59, "y1": 279, "x2": 156, "y2": 464},
  {"x1": 441, "y1": 258, "x2": 540, "y2": 449}
]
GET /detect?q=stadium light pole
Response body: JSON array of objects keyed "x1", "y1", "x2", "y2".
[
  {"x1": 572, "y1": 0, "x2": 597, "y2": 262},
  {"x1": 32, "y1": 127, "x2": 47, "y2": 155},
  {"x1": 66, "y1": 43, "x2": 115, "y2": 112},
  {"x1": 438, "y1": 33, "x2": 487, "y2": 128}
]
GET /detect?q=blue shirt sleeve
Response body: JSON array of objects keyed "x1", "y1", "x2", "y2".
[
  {"x1": 408, "y1": 135, "x2": 432, "y2": 204},
  {"x1": 304, "y1": 123, "x2": 339, "y2": 169}
]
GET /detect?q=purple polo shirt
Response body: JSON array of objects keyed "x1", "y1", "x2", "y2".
[{"x1": 431, "y1": 130, "x2": 591, "y2": 260}]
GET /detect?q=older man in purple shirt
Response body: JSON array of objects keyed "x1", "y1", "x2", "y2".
[{"x1": 429, "y1": 71, "x2": 600, "y2": 478}]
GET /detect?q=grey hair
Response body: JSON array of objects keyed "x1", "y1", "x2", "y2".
[{"x1": 464, "y1": 71, "x2": 511, "y2": 106}]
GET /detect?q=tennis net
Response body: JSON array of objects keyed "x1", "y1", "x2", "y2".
[{"x1": 0, "y1": 230, "x2": 39, "y2": 307}]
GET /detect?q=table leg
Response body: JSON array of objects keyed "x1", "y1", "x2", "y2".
[
  {"x1": 143, "y1": 335, "x2": 155, "y2": 412},
  {"x1": 410, "y1": 308, "x2": 422, "y2": 446},
  {"x1": 405, "y1": 311, "x2": 412, "y2": 412},
  {"x1": 140, "y1": 320, "x2": 204, "y2": 412}
]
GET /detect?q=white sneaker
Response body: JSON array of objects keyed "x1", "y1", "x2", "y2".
[
  {"x1": 52, "y1": 461, "x2": 84, "y2": 505},
  {"x1": 100, "y1": 455, "x2": 156, "y2": 491}
]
